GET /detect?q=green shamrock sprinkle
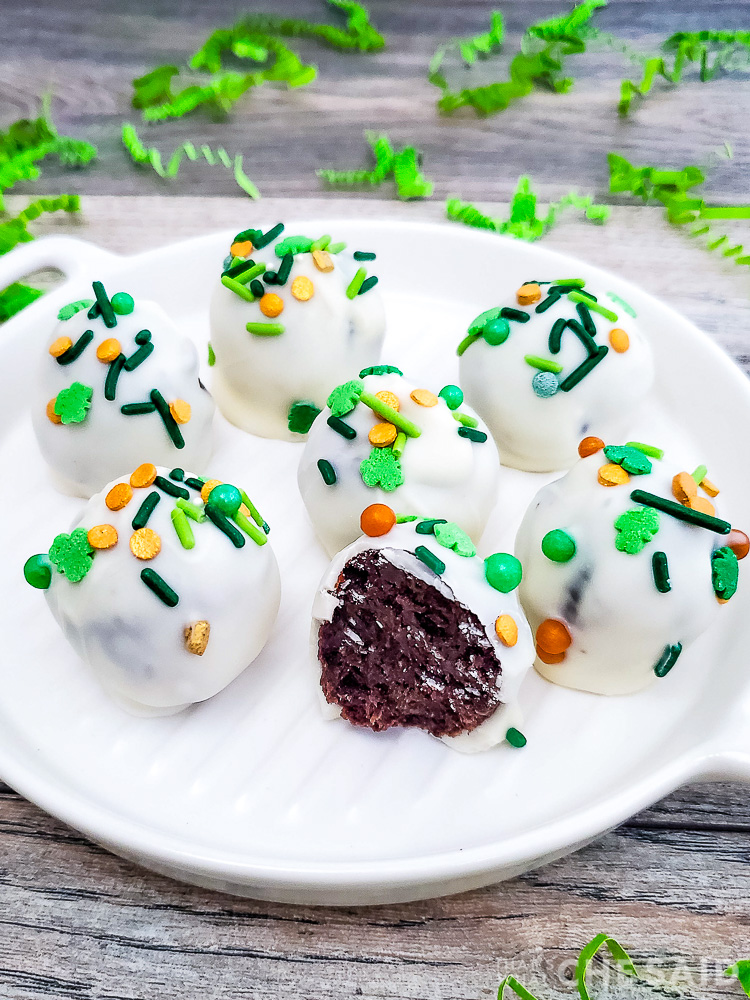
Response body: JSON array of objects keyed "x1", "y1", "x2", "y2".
[
  {"x1": 274, "y1": 234, "x2": 313, "y2": 257},
  {"x1": 614, "y1": 507, "x2": 660, "y2": 554},
  {"x1": 54, "y1": 381, "x2": 93, "y2": 424},
  {"x1": 287, "y1": 399, "x2": 321, "y2": 434},
  {"x1": 360, "y1": 446, "x2": 403, "y2": 491},
  {"x1": 327, "y1": 379, "x2": 364, "y2": 417},
  {"x1": 358, "y1": 365, "x2": 403, "y2": 378},
  {"x1": 468, "y1": 306, "x2": 504, "y2": 338},
  {"x1": 712, "y1": 546, "x2": 739, "y2": 601},
  {"x1": 48, "y1": 528, "x2": 94, "y2": 582},
  {"x1": 434, "y1": 521, "x2": 476, "y2": 557},
  {"x1": 57, "y1": 299, "x2": 94, "y2": 321},
  {"x1": 603, "y1": 444, "x2": 652, "y2": 476}
]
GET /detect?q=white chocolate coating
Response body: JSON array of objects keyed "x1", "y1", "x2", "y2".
[
  {"x1": 516, "y1": 449, "x2": 728, "y2": 695},
  {"x1": 298, "y1": 372, "x2": 501, "y2": 556},
  {"x1": 32, "y1": 297, "x2": 214, "y2": 498},
  {"x1": 43, "y1": 467, "x2": 280, "y2": 715},
  {"x1": 209, "y1": 239, "x2": 386, "y2": 440},
  {"x1": 311, "y1": 521, "x2": 535, "y2": 753},
  {"x1": 459, "y1": 285, "x2": 654, "y2": 472}
]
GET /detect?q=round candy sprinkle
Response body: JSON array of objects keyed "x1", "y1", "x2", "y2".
[
  {"x1": 541, "y1": 529, "x2": 576, "y2": 562},
  {"x1": 360, "y1": 503, "x2": 396, "y2": 537},
  {"x1": 608, "y1": 327, "x2": 630, "y2": 353},
  {"x1": 516, "y1": 282, "x2": 541, "y2": 306},
  {"x1": 672, "y1": 471, "x2": 697, "y2": 504},
  {"x1": 578, "y1": 435, "x2": 604, "y2": 458},
  {"x1": 207, "y1": 483, "x2": 242, "y2": 516},
  {"x1": 111, "y1": 292, "x2": 135, "y2": 315},
  {"x1": 87, "y1": 524, "x2": 118, "y2": 549},
  {"x1": 130, "y1": 527, "x2": 161, "y2": 560},
  {"x1": 536, "y1": 618, "x2": 572, "y2": 655},
  {"x1": 46, "y1": 398, "x2": 62, "y2": 424},
  {"x1": 96, "y1": 338, "x2": 121, "y2": 363},
  {"x1": 537, "y1": 647, "x2": 566, "y2": 665},
  {"x1": 531, "y1": 371, "x2": 559, "y2": 398},
  {"x1": 505, "y1": 727, "x2": 527, "y2": 748},
  {"x1": 169, "y1": 399, "x2": 192, "y2": 424},
  {"x1": 727, "y1": 529, "x2": 750, "y2": 560},
  {"x1": 260, "y1": 293, "x2": 284, "y2": 318},
  {"x1": 130, "y1": 463, "x2": 157, "y2": 489},
  {"x1": 410, "y1": 388, "x2": 438, "y2": 408},
  {"x1": 24, "y1": 554, "x2": 51, "y2": 590},
  {"x1": 494, "y1": 614, "x2": 518, "y2": 647},
  {"x1": 106, "y1": 482, "x2": 133, "y2": 510},
  {"x1": 369, "y1": 422, "x2": 397, "y2": 447},
  {"x1": 201, "y1": 479, "x2": 223, "y2": 503},
  {"x1": 483, "y1": 318, "x2": 510, "y2": 346},
  {"x1": 484, "y1": 553, "x2": 522, "y2": 593},
  {"x1": 598, "y1": 463, "x2": 629, "y2": 487},
  {"x1": 375, "y1": 390, "x2": 400, "y2": 412},
  {"x1": 291, "y1": 276, "x2": 314, "y2": 301},
  {"x1": 438, "y1": 385, "x2": 463, "y2": 410},
  {"x1": 49, "y1": 336, "x2": 72, "y2": 358}
]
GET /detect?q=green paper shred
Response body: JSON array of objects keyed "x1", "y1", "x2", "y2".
[
  {"x1": 121, "y1": 123, "x2": 260, "y2": 198},
  {"x1": 497, "y1": 975, "x2": 539, "y2": 1000},
  {"x1": 726, "y1": 961, "x2": 750, "y2": 997},
  {"x1": 0, "y1": 282, "x2": 43, "y2": 321},
  {"x1": 318, "y1": 131, "x2": 433, "y2": 200},
  {"x1": 0, "y1": 194, "x2": 80, "y2": 257},
  {"x1": 576, "y1": 934, "x2": 637, "y2": 1000}
]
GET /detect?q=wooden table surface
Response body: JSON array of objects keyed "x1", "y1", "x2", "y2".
[{"x1": 3, "y1": 2, "x2": 750, "y2": 997}]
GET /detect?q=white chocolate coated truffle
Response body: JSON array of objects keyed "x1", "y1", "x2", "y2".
[
  {"x1": 35, "y1": 466, "x2": 280, "y2": 715},
  {"x1": 32, "y1": 289, "x2": 214, "y2": 498},
  {"x1": 298, "y1": 370, "x2": 500, "y2": 556},
  {"x1": 515, "y1": 444, "x2": 740, "y2": 695},
  {"x1": 209, "y1": 229, "x2": 386, "y2": 440},
  {"x1": 311, "y1": 519, "x2": 535, "y2": 752},
  {"x1": 459, "y1": 282, "x2": 654, "y2": 472}
]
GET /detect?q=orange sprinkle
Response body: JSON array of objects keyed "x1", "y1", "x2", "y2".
[
  {"x1": 96, "y1": 338, "x2": 121, "y2": 363},
  {"x1": 169, "y1": 399, "x2": 191, "y2": 424},
  {"x1": 106, "y1": 482, "x2": 133, "y2": 510},
  {"x1": 49, "y1": 336, "x2": 72, "y2": 358},
  {"x1": 184, "y1": 621, "x2": 211, "y2": 655},
  {"x1": 687, "y1": 495, "x2": 715, "y2": 517},
  {"x1": 717, "y1": 596, "x2": 730, "y2": 605},
  {"x1": 700, "y1": 477, "x2": 720, "y2": 497},
  {"x1": 375, "y1": 390, "x2": 401, "y2": 412},
  {"x1": 517, "y1": 282, "x2": 542, "y2": 306},
  {"x1": 537, "y1": 646, "x2": 566, "y2": 665},
  {"x1": 495, "y1": 614, "x2": 518, "y2": 647},
  {"x1": 410, "y1": 388, "x2": 438, "y2": 408},
  {"x1": 259, "y1": 293, "x2": 284, "y2": 318},
  {"x1": 130, "y1": 527, "x2": 161, "y2": 560},
  {"x1": 672, "y1": 471, "x2": 697, "y2": 504},
  {"x1": 312, "y1": 250, "x2": 334, "y2": 273},
  {"x1": 608, "y1": 328, "x2": 630, "y2": 353},
  {"x1": 46, "y1": 398, "x2": 62, "y2": 424},
  {"x1": 727, "y1": 529, "x2": 750, "y2": 560},
  {"x1": 230, "y1": 239, "x2": 253, "y2": 257},
  {"x1": 578, "y1": 435, "x2": 605, "y2": 458},
  {"x1": 536, "y1": 618, "x2": 572, "y2": 655},
  {"x1": 130, "y1": 463, "x2": 157, "y2": 489},
  {"x1": 369, "y1": 422, "x2": 397, "y2": 447},
  {"x1": 291, "y1": 276, "x2": 314, "y2": 301},
  {"x1": 598, "y1": 463, "x2": 629, "y2": 487},
  {"x1": 87, "y1": 524, "x2": 118, "y2": 549},
  {"x1": 201, "y1": 479, "x2": 222, "y2": 503},
  {"x1": 360, "y1": 503, "x2": 397, "y2": 537}
]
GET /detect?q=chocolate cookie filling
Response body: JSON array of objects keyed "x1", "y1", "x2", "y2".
[{"x1": 318, "y1": 548, "x2": 503, "y2": 737}]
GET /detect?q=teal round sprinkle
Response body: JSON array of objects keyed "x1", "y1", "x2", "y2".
[
  {"x1": 532, "y1": 371, "x2": 559, "y2": 398},
  {"x1": 24, "y1": 554, "x2": 51, "y2": 590},
  {"x1": 506, "y1": 727, "x2": 527, "y2": 748},
  {"x1": 483, "y1": 318, "x2": 510, "y2": 346},
  {"x1": 438, "y1": 385, "x2": 463, "y2": 410},
  {"x1": 541, "y1": 529, "x2": 576, "y2": 563},
  {"x1": 111, "y1": 292, "x2": 135, "y2": 315},
  {"x1": 484, "y1": 552, "x2": 523, "y2": 593},
  {"x1": 207, "y1": 483, "x2": 242, "y2": 516}
]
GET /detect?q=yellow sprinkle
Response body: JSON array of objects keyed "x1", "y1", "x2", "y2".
[
  {"x1": 291, "y1": 276, "x2": 314, "y2": 301},
  {"x1": 230, "y1": 239, "x2": 253, "y2": 257},
  {"x1": 96, "y1": 338, "x2": 121, "y2": 362},
  {"x1": 410, "y1": 388, "x2": 438, "y2": 408},
  {"x1": 495, "y1": 614, "x2": 518, "y2": 647},
  {"x1": 201, "y1": 479, "x2": 222, "y2": 503},
  {"x1": 169, "y1": 399, "x2": 191, "y2": 424},
  {"x1": 312, "y1": 250, "x2": 334, "y2": 273},
  {"x1": 672, "y1": 471, "x2": 697, "y2": 505},
  {"x1": 130, "y1": 527, "x2": 161, "y2": 560},
  {"x1": 608, "y1": 328, "x2": 630, "y2": 353},
  {"x1": 130, "y1": 463, "x2": 157, "y2": 489},
  {"x1": 87, "y1": 524, "x2": 118, "y2": 549},
  {"x1": 700, "y1": 477, "x2": 720, "y2": 497},
  {"x1": 184, "y1": 620, "x2": 211, "y2": 655},
  {"x1": 516, "y1": 283, "x2": 542, "y2": 306},
  {"x1": 598, "y1": 463, "x2": 630, "y2": 487},
  {"x1": 260, "y1": 293, "x2": 284, "y2": 318},
  {"x1": 46, "y1": 398, "x2": 61, "y2": 424},
  {"x1": 106, "y1": 482, "x2": 133, "y2": 510},
  {"x1": 49, "y1": 336, "x2": 72, "y2": 358},
  {"x1": 369, "y1": 422, "x2": 397, "y2": 447},
  {"x1": 375, "y1": 390, "x2": 400, "y2": 412}
]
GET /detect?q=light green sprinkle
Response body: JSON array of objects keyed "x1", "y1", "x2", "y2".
[
  {"x1": 554, "y1": 278, "x2": 586, "y2": 287},
  {"x1": 234, "y1": 261, "x2": 267, "y2": 285},
  {"x1": 328, "y1": 241, "x2": 346, "y2": 253},
  {"x1": 346, "y1": 266, "x2": 367, "y2": 299},
  {"x1": 171, "y1": 507, "x2": 195, "y2": 549},
  {"x1": 234, "y1": 510, "x2": 267, "y2": 545},
  {"x1": 311, "y1": 234, "x2": 331, "y2": 251},
  {"x1": 456, "y1": 332, "x2": 481, "y2": 356},
  {"x1": 222, "y1": 274, "x2": 255, "y2": 301},
  {"x1": 524, "y1": 354, "x2": 564, "y2": 373},
  {"x1": 452, "y1": 411, "x2": 479, "y2": 428},
  {"x1": 246, "y1": 321, "x2": 285, "y2": 336},
  {"x1": 607, "y1": 291, "x2": 637, "y2": 318},
  {"x1": 626, "y1": 441, "x2": 664, "y2": 459},
  {"x1": 240, "y1": 490, "x2": 267, "y2": 531},
  {"x1": 567, "y1": 290, "x2": 618, "y2": 322},
  {"x1": 692, "y1": 464, "x2": 708, "y2": 484},
  {"x1": 359, "y1": 390, "x2": 421, "y2": 438},
  {"x1": 176, "y1": 497, "x2": 206, "y2": 522},
  {"x1": 392, "y1": 431, "x2": 407, "y2": 458},
  {"x1": 208, "y1": 342, "x2": 216, "y2": 366},
  {"x1": 395, "y1": 514, "x2": 418, "y2": 522}
]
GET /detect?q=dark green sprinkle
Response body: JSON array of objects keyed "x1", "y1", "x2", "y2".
[
  {"x1": 233, "y1": 227, "x2": 262, "y2": 243},
  {"x1": 458, "y1": 426, "x2": 487, "y2": 443},
  {"x1": 358, "y1": 275, "x2": 379, "y2": 295},
  {"x1": 276, "y1": 253, "x2": 294, "y2": 285},
  {"x1": 140, "y1": 568, "x2": 179, "y2": 607},
  {"x1": 500, "y1": 307, "x2": 531, "y2": 323},
  {"x1": 575, "y1": 301, "x2": 597, "y2": 337},
  {"x1": 184, "y1": 477, "x2": 205, "y2": 491},
  {"x1": 353, "y1": 251, "x2": 376, "y2": 261},
  {"x1": 56, "y1": 329, "x2": 94, "y2": 366},
  {"x1": 23, "y1": 554, "x2": 52, "y2": 590},
  {"x1": 559, "y1": 346, "x2": 609, "y2": 392},
  {"x1": 154, "y1": 475, "x2": 190, "y2": 500},
  {"x1": 91, "y1": 280, "x2": 117, "y2": 328},
  {"x1": 121, "y1": 401, "x2": 157, "y2": 415},
  {"x1": 654, "y1": 642, "x2": 682, "y2": 678},
  {"x1": 415, "y1": 518, "x2": 447, "y2": 535},
  {"x1": 652, "y1": 550, "x2": 671, "y2": 593},
  {"x1": 123, "y1": 341, "x2": 154, "y2": 372},
  {"x1": 253, "y1": 222, "x2": 284, "y2": 250},
  {"x1": 317, "y1": 459, "x2": 336, "y2": 485},
  {"x1": 535, "y1": 289, "x2": 562, "y2": 313},
  {"x1": 87, "y1": 302, "x2": 100, "y2": 320},
  {"x1": 170, "y1": 468, "x2": 184, "y2": 481},
  {"x1": 566, "y1": 318, "x2": 598, "y2": 353},
  {"x1": 135, "y1": 329, "x2": 152, "y2": 345},
  {"x1": 250, "y1": 279, "x2": 265, "y2": 298},
  {"x1": 132, "y1": 491, "x2": 160, "y2": 530},
  {"x1": 630, "y1": 489, "x2": 731, "y2": 534},
  {"x1": 548, "y1": 318, "x2": 568, "y2": 354},
  {"x1": 327, "y1": 415, "x2": 356, "y2": 440},
  {"x1": 104, "y1": 354, "x2": 125, "y2": 401},
  {"x1": 150, "y1": 388, "x2": 185, "y2": 448},
  {"x1": 263, "y1": 270, "x2": 278, "y2": 284},
  {"x1": 205, "y1": 504, "x2": 246, "y2": 547},
  {"x1": 506, "y1": 727, "x2": 527, "y2": 748},
  {"x1": 414, "y1": 545, "x2": 445, "y2": 575},
  {"x1": 288, "y1": 399, "x2": 321, "y2": 434},
  {"x1": 358, "y1": 365, "x2": 403, "y2": 378},
  {"x1": 223, "y1": 257, "x2": 256, "y2": 279}
]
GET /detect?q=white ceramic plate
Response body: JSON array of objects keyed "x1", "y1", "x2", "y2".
[{"x1": 1, "y1": 220, "x2": 749, "y2": 907}]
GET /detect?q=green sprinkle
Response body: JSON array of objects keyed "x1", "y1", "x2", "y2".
[
  {"x1": 263, "y1": 271, "x2": 278, "y2": 284},
  {"x1": 484, "y1": 552, "x2": 522, "y2": 593},
  {"x1": 184, "y1": 477, "x2": 205, "y2": 491},
  {"x1": 205, "y1": 505, "x2": 245, "y2": 547},
  {"x1": 458, "y1": 426, "x2": 487, "y2": 443},
  {"x1": 434, "y1": 521, "x2": 476, "y2": 557},
  {"x1": 353, "y1": 251, "x2": 376, "y2": 260},
  {"x1": 328, "y1": 241, "x2": 347, "y2": 253},
  {"x1": 626, "y1": 441, "x2": 664, "y2": 459},
  {"x1": 233, "y1": 510, "x2": 267, "y2": 545},
  {"x1": 222, "y1": 274, "x2": 255, "y2": 301},
  {"x1": 275, "y1": 234, "x2": 313, "y2": 257},
  {"x1": 54, "y1": 382, "x2": 92, "y2": 424},
  {"x1": 208, "y1": 343, "x2": 216, "y2": 366},
  {"x1": 395, "y1": 514, "x2": 418, "y2": 523},
  {"x1": 358, "y1": 275, "x2": 379, "y2": 295},
  {"x1": 176, "y1": 498, "x2": 206, "y2": 522},
  {"x1": 254, "y1": 222, "x2": 285, "y2": 249},
  {"x1": 233, "y1": 261, "x2": 267, "y2": 285},
  {"x1": 555, "y1": 278, "x2": 586, "y2": 287},
  {"x1": 607, "y1": 291, "x2": 637, "y2": 318},
  {"x1": 104, "y1": 354, "x2": 125, "y2": 400},
  {"x1": 276, "y1": 253, "x2": 293, "y2": 285},
  {"x1": 288, "y1": 399, "x2": 321, "y2": 434},
  {"x1": 392, "y1": 431, "x2": 406, "y2": 458},
  {"x1": 652, "y1": 551, "x2": 671, "y2": 593},
  {"x1": 712, "y1": 546, "x2": 739, "y2": 600},
  {"x1": 122, "y1": 339, "x2": 154, "y2": 372},
  {"x1": 559, "y1": 347, "x2": 609, "y2": 392},
  {"x1": 111, "y1": 292, "x2": 135, "y2": 315},
  {"x1": 121, "y1": 401, "x2": 157, "y2": 415},
  {"x1": 483, "y1": 317, "x2": 510, "y2": 346},
  {"x1": 359, "y1": 390, "x2": 421, "y2": 437},
  {"x1": 468, "y1": 306, "x2": 503, "y2": 337},
  {"x1": 439, "y1": 384, "x2": 463, "y2": 410},
  {"x1": 250, "y1": 279, "x2": 265, "y2": 298},
  {"x1": 535, "y1": 290, "x2": 562, "y2": 313},
  {"x1": 140, "y1": 568, "x2": 179, "y2": 607},
  {"x1": 654, "y1": 642, "x2": 682, "y2": 678},
  {"x1": 57, "y1": 299, "x2": 94, "y2": 321},
  {"x1": 359, "y1": 365, "x2": 402, "y2": 378},
  {"x1": 630, "y1": 490, "x2": 731, "y2": 534},
  {"x1": 614, "y1": 507, "x2": 660, "y2": 554},
  {"x1": 224, "y1": 257, "x2": 256, "y2": 279},
  {"x1": 452, "y1": 411, "x2": 479, "y2": 428},
  {"x1": 132, "y1": 491, "x2": 161, "y2": 530},
  {"x1": 311, "y1": 235, "x2": 331, "y2": 251},
  {"x1": 246, "y1": 321, "x2": 285, "y2": 335},
  {"x1": 150, "y1": 388, "x2": 185, "y2": 448},
  {"x1": 48, "y1": 529, "x2": 93, "y2": 583},
  {"x1": 541, "y1": 529, "x2": 576, "y2": 563},
  {"x1": 524, "y1": 354, "x2": 563, "y2": 374},
  {"x1": 328, "y1": 380, "x2": 364, "y2": 416},
  {"x1": 414, "y1": 545, "x2": 446, "y2": 575},
  {"x1": 346, "y1": 267, "x2": 367, "y2": 299},
  {"x1": 415, "y1": 518, "x2": 447, "y2": 535},
  {"x1": 170, "y1": 468, "x2": 184, "y2": 481},
  {"x1": 91, "y1": 280, "x2": 117, "y2": 328},
  {"x1": 207, "y1": 484, "x2": 242, "y2": 516},
  {"x1": 236, "y1": 491, "x2": 265, "y2": 531},
  {"x1": 568, "y1": 290, "x2": 618, "y2": 322},
  {"x1": 548, "y1": 317, "x2": 568, "y2": 354},
  {"x1": 56, "y1": 329, "x2": 93, "y2": 366},
  {"x1": 692, "y1": 464, "x2": 708, "y2": 484},
  {"x1": 500, "y1": 307, "x2": 530, "y2": 323},
  {"x1": 154, "y1": 475, "x2": 189, "y2": 500},
  {"x1": 360, "y1": 447, "x2": 403, "y2": 491},
  {"x1": 327, "y1": 415, "x2": 356, "y2": 440},
  {"x1": 317, "y1": 458, "x2": 337, "y2": 485},
  {"x1": 171, "y1": 507, "x2": 195, "y2": 549},
  {"x1": 603, "y1": 444, "x2": 652, "y2": 475},
  {"x1": 23, "y1": 554, "x2": 52, "y2": 590},
  {"x1": 506, "y1": 727, "x2": 527, "y2": 748},
  {"x1": 456, "y1": 332, "x2": 481, "y2": 356}
]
